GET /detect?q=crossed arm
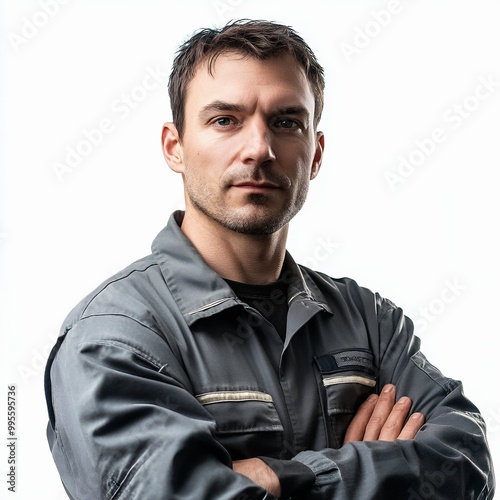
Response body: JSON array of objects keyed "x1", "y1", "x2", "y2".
[
  {"x1": 46, "y1": 310, "x2": 493, "y2": 498},
  {"x1": 233, "y1": 384, "x2": 425, "y2": 497}
]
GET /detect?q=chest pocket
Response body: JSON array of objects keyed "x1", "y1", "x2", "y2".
[
  {"x1": 196, "y1": 390, "x2": 284, "y2": 460},
  {"x1": 315, "y1": 349, "x2": 377, "y2": 448}
]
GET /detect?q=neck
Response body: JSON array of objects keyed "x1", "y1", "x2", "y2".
[{"x1": 180, "y1": 209, "x2": 288, "y2": 285}]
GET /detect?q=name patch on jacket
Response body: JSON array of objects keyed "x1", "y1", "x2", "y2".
[{"x1": 314, "y1": 349, "x2": 374, "y2": 375}]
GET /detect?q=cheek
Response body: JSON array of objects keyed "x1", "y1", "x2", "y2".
[
  {"x1": 182, "y1": 147, "x2": 224, "y2": 188},
  {"x1": 284, "y1": 153, "x2": 315, "y2": 181},
  {"x1": 185, "y1": 134, "x2": 235, "y2": 164},
  {"x1": 276, "y1": 140, "x2": 315, "y2": 168}
]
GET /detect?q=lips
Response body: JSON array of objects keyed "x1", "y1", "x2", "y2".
[{"x1": 232, "y1": 181, "x2": 280, "y2": 189}]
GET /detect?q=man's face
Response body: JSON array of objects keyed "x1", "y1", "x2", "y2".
[{"x1": 166, "y1": 52, "x2": 324, "y2": 235}]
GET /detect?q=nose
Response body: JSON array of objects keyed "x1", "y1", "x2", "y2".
[{"x1": 239, "y1": 118, "x2": 276, "y2": 166}]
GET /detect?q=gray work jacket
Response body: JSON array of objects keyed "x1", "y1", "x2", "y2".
[{"x1": 45, "y1": 211, "x2": 495, "y2": 499}]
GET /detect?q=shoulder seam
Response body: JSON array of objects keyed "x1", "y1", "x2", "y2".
[{"x1": 80, "y1": 263, "x2": 159, "y2": 318}]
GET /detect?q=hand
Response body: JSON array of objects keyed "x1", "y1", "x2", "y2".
[
  {"x1": 343, "y1": 384, "x2": 425, "y2": 444},
  {"x1": 232, "y1": 457, "x2": 281, "y2": 498}
]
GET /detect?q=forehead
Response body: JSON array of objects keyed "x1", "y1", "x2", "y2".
[{"x1": 185, "y1": 52, "x2": 315, "y2": 112}]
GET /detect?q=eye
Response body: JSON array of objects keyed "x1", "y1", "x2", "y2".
[
  {"x1": 212, "y1": 117, "x2": 234, "y2": 127},
  {"x1": 275, "y1": 118, "x2": 300, "y2": 129}
]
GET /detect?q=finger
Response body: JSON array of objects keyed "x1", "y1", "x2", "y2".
[
  {"x1": 378, "y1": 396, "x2": 412, "y2": 441},
  {"x1": 398, "y1": 412, "x2": 425, "y2": 440},
  {"x1": 363, "y1": 384, "x2": 396, "y2": 440},
  {"x1": 343, "y1": 393, "x2": 378, "y2": 444}
]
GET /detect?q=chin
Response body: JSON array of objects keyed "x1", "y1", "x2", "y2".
[{"x1": 221, "y1": 210, "x2": 292, "y2": 236}]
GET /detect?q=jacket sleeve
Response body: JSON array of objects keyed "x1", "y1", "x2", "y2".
[
  {"x1": 279, "y1": 296, "x2": 495, "y2": 499},
  {"x1": 44, "y1": 314, "x2": 275, "y2": 500}
]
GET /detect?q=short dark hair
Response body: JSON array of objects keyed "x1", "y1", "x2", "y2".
[{"x1": 168, "y1": 19, "x2": 325, "y2": 139}]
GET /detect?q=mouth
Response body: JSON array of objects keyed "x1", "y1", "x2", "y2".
[{"x1": 232, "y1": 181, "x2": 281, "y2": 192}]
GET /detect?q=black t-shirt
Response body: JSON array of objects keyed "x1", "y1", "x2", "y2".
[{"x1": 224, "y1": 277, "x2": 289, "y2": 341}]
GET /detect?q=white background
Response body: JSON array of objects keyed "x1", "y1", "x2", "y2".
[{"x1": 1, "y1": 0, "x2": 499, "y2": 497}]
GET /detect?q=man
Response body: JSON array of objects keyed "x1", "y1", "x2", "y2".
[{"x1": 45, "y1": 20, "x2": 494, "y2": 499}]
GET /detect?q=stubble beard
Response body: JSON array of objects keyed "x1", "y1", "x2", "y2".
[{"x1": 187, "y1": 184, "x2": 309, "y2": 236}]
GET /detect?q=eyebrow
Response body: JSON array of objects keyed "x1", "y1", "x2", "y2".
[
  {"x1": 271, "y1": 106, "x2": 310, "y2": 119},
  {"x1": 199, "y1": 101, "x2": 245, "y2": 117},
  {"x1": 199, "y1": 101, "x2": 310, "y2": 121}
]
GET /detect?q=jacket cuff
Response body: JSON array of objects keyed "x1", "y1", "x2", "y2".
[
  {"x1": 292, "y1": 450, "x2": 340, "y2": 486},
  {"x1": 258, "y1": 456, "x2": 316, "y2": 498}
]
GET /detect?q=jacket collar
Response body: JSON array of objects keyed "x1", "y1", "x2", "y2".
[{"x1": 152, "y1": 211, "x2": 332, "y2": 326}]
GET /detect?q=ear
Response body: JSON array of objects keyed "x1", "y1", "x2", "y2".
[
  {"x1": 310, "y1": 132, "x2": 324, "y2": 180},
  {"x1": 161, "y1": 122, "x2": 184, "y2": 174}
]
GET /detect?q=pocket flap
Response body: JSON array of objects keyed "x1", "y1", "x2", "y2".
[{"x1": 196, "y1": 390, "x2": 283, "y2": 434}]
